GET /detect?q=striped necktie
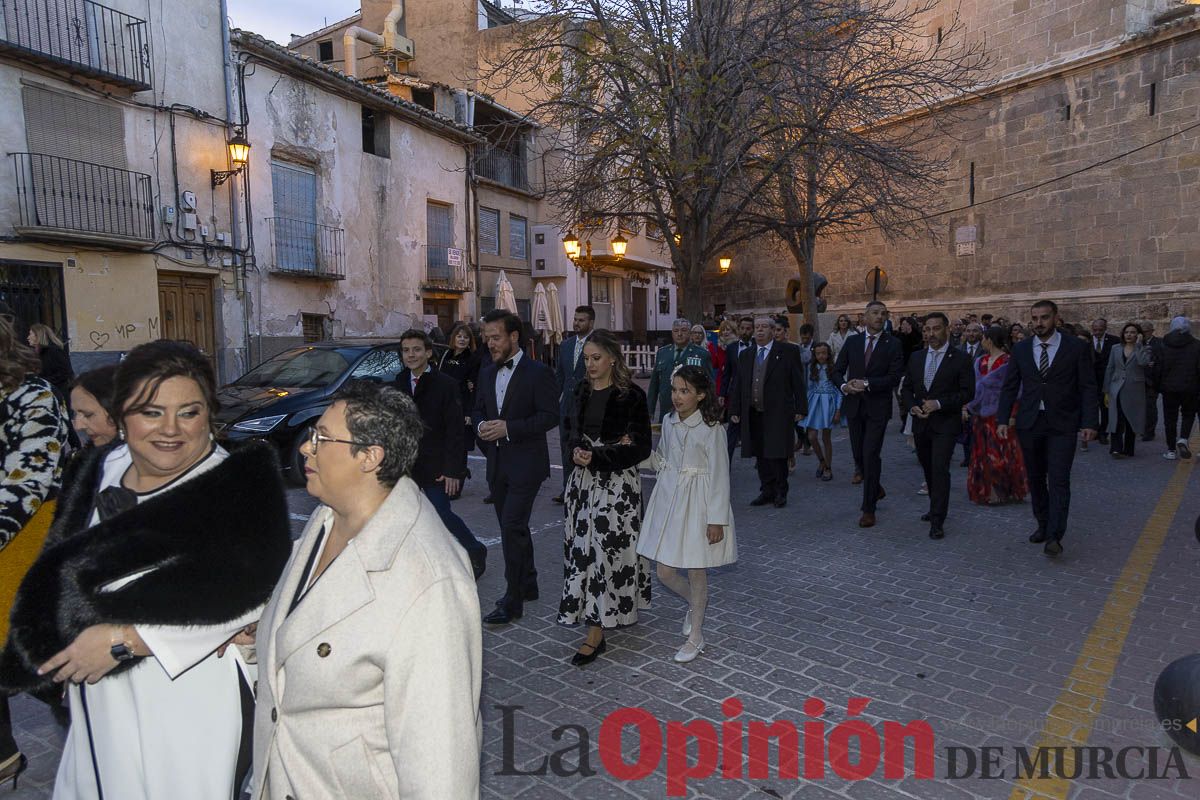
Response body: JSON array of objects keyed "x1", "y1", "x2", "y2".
[{"x1": 1038, "y1": 342, "x2": 1050, "y2": 377}]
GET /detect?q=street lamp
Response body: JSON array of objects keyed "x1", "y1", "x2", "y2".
[
  {"x1": 562, "y1": 229, "x2": 630, "y2": 303},
  {"x1": 212, "y1": 130, "x2": 251, "y2": 187},
  {"x1": 718, "y1": 254, "x2": 732, "y2": 274},
  {"x1": 562, "y1": 233, "x2": 581, "y2": 260},
  {"x1": 611, "y1": 234, "x2": 628, "y2": 260},
  {"x1": 865, "y1": 267, "x2": 889, "y2": 301}
]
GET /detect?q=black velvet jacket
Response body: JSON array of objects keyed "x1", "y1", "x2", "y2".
[
  {"x1": 566, "y1": 381, "x2": 652, "y2": 472},
  {"x1": 0, "y1": 442, "x2": 292, "y2": 692}
]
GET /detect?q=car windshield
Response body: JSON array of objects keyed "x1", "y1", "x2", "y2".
[{"x1": 233, "y1": 348, "x2": 352, "y2": 389}]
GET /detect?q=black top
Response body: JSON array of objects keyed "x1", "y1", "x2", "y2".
[
  {"x1": 582, "y1": 385, "x2": 612, "y2": 440},
  {"x1": 439, "y1": 348, "x2": 481, "y2": 419},
  {"x1": 38, "y1": 344, "x2": 75, "y2": 398},
  {"x1": 288, "y1": 523, "x2": 329, "y2": 617}
]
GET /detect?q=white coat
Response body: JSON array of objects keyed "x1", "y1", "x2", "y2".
[
  {"x1": 251, "y1": 477, "x2": 482, "y2": 800},
  {"x1": 636, "y1": 410, "x2": 737, "y2": 569}
]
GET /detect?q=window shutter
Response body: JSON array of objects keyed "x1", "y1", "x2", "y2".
[
  {"x1": 509, "y1": 215, "x2": 527, "y2": 260},
  {"x1": 479, "y1": 207, "x2": 499, "y2": 255},
  {"x1": 271, "y1": 160, "x2": 317, "y2": 223},
  {"x1": 22, "y1": 86, "x2": 126, "y2": 166}
]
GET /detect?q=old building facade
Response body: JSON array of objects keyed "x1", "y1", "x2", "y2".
[{"x1": 706, "y1": 0, "x2": 1200, "y2": 329}]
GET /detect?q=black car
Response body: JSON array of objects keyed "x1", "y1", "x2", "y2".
[{"x1": 216, "y1": 339, "x2": 445, "y2": 484}]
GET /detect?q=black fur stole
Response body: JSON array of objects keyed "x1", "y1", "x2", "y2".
[{"x1": 0, "y1": 442, "x2": 292, "y2": 692}]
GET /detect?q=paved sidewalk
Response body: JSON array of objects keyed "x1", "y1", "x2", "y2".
[{"x1": 8, "y1": 426, "x2": 1200, "y2": 799}]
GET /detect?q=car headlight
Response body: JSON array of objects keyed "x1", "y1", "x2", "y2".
[{"x1": 231, "y1": 414, "x2": 288, "y2": 433}]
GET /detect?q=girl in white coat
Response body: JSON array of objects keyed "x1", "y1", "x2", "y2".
[{"x1": 637, "y1": 366, "x2": 736, "y2": 663}]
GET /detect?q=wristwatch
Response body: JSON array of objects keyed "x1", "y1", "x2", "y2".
[{"x1": 111, "y1": 626, "x2": 136, "y2": 662}]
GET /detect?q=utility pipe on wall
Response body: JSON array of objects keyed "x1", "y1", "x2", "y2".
[
  {"x1": 343, "y1": 26, "x2": 384, "y2": 78},
  {"x1": 383, "y1": 1, "x2": 406, "y2": 50}
]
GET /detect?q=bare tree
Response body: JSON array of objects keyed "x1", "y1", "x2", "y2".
[
  {"x1": 748, "y1": 1, "x2": 988, "y2": 335},
  {"x1": 483, "y1": 0, "x2": 986, "y2": 323}
]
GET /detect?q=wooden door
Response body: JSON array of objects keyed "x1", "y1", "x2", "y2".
[
  {"x1": 158, "y1": 272, "x2": 215, "y2": 357},
  {"x1": 631, "y1": 286, "x2": 647, "y2": 342},
  {"x1": 422, "y1": 299, "x2": 456, "y2": 335}
]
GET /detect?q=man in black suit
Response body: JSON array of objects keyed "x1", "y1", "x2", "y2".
[
  {"x1": 998, "y1": 300, "x2": 1099, "y2": 557},
  {"x1": 956, "y1": 322, "x2": 986, "y2": 467},
  {"x1": 900, "y1": 313, "x2": 976, "y2": 540},
  {"x1": 552, "y1": 305, "x2": 594, "y2": 503},
  {"x1": 1089, "y1": 318, "x2": 1120, "y2": 445},
  {"x1": 473, "y1": 310, "x2": 560, "y2": 624},
  {"x1": 831, "y1": 300, "x2": 905, "y2": 528},
  {"x1": 729, "y1": 316, "x2": 807, "y2": 508},
  {"x1": 721, "y1": 315, "x2": 755, "y2": 459},
  {"x1": 396, "y1": 329, "x2": 487, "y2": 578}
]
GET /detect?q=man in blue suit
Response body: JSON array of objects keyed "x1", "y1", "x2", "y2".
[
  {"x1": 998, "y1": 300, "x2": 1099, "y2": 558},
  {"x1": 474, "y1": 310, "x2": 560, "y2": 624},
  {"x1": 552, "y1": 305, "x2": 595, "y2": 503}
]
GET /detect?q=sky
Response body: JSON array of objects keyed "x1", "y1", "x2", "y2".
[{"x1": 227, "y1": 0, "x2": 362, "y2": 45}]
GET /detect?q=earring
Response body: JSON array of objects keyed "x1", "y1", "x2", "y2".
[
  {"x1": 118, "y1": 429, "x2": 126, "y2": 441},
  {"x1": 209, "y1": 432, "x2": 215, "y2": 442}
]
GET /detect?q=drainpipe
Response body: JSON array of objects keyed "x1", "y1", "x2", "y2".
[
  {"x1": 220, "y1": 0, "x2": 249, "y2": 376},
  {"x1": 383, "y1": 1, "x2": 406, "y2": 50},
  {"x1": 343, "y1": 27, "x2": 384, "y2": 79}
]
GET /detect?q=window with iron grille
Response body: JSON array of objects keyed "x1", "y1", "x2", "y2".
[
  {"x1": 271, "y1": 160, "x2": 319, "y2": 272},
  {"x1": 479, "y1": 207, "x2": 500, "y2": 255},
  {"x1": 301, "y1": 313, "x2": 326, "y2": 342},
  {"x1": 509, "y1": 215, "x2": 528, "y2": 261},
  {"x1": 426, "y1": 202, "x2": 454, "y2": 277}
]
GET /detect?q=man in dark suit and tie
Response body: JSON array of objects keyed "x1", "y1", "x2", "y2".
[
  {"x1": 998, "y1": 300, "x2": 1099, "y2": 557},
  {"x1": 473, "y1": 310, "x2": 560, "y2": 624},
  {"x1": 396, "y1": 328, "x2": 487, "y2": 578},
  {"x1": 1090, "y1": 318, "x2": 1120, "y2": 445},
  {"x1": 729, "y1": 316, "x2": 807, "y2": 508},
  {"x1": 957, "y1": 322, "x2": 986, "y2": 466},
  {"x1": 552, "y1": 305, "x2": 595, "y2": 503},
  {"x1": 831, "y1": 300, "x2": 905, "y2": 528},
  {"x1": 900, "y1": 313, "x2": 976, "y2": 540},
  {"x1": 721, "y1": 315, "x2": 755, "y2": 459}
]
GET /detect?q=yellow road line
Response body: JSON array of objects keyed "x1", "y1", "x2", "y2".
[{"x1": 1009, "y1": 435, "x2": 1198, "y2": 800}]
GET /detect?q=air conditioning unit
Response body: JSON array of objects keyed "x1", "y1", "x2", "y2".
[{"x1": 392, "y1": 36, "x2": 415, "y2": 61}]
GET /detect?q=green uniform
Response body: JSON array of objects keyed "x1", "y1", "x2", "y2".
[{"x1": 647, "y1": 343, "x2": 713, "y2": 420}]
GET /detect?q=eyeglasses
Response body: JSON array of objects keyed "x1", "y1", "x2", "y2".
[{"x1": 308, "y1": 429, "x2": 372, "y2": 452}]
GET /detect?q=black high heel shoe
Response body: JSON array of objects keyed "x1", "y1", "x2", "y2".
[{"x1": 0, "y1": 753, "x2": 28, "y2": 791}]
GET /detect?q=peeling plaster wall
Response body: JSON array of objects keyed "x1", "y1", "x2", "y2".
[{"x1": 238, "y1": 59, "x2": 469, "y2": 362}]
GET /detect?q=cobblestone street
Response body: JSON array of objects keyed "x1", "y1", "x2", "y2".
[{"x1": 9, "y1": 426, "x2": 1200, "y2": 799}]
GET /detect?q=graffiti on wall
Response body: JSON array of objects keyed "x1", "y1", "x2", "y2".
[{"x1": 88, "y1": 316, "x2": 161, "y2": 350}]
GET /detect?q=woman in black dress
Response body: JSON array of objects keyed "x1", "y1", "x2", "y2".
[
  {"x1": 557, "y1": 330, "x2": 653, "y2": 667},
  {"x1": 438, "y1": 322, "x2": 481, "y2": 498}
]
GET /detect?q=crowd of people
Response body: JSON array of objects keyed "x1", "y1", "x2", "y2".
[{"x1": 1, "y1": 295, "x2": 1198, "y2": 798}]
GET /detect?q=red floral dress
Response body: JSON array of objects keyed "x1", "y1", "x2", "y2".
[{"x1": 967, "y1": 353, "x2": 1028, "y2": 505}]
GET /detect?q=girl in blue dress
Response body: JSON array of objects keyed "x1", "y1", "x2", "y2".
[{"x1": 803, "y1": 342, "x2": 843, "y2": 481}]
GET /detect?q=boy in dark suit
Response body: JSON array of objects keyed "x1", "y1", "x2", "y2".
[
  {"x1": 831, "y1": 301, "x2": 905, "y2": 528},
  {"x1": 998, "y1": 300, "x2": 1099, "y2": 557},
  {"x1": 900, "y1": 313, "x2": 976, "y2": 540},
  {"x1": 395, "y1": 329, "x2": 487, "y2": 578},
  {"x1": 473, "y1": 310, "x2": 560, "y2": 624}
]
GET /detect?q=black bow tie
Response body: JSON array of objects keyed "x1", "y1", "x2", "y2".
[{"x1": 502, "y1": 359, "x2": 515, "y2": 370}]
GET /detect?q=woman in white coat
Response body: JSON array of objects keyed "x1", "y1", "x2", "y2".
[
  {"x1": 1103, "y1": 321, "x2": 1152, "y2": 458},
  {"x1": 251, "y1": 380, "x2": 482, "y2": 799},
  {"x1": 637, "y1": 365, "x2": 736, "y2": 663},
  {"x1": 0, "y1": 340, "x2": 292, "y2": 800}
]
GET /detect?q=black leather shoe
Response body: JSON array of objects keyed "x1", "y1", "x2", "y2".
[
  {"x1": 571, "y1": 638, "x2": 607, "y2": 666},
  {"x1": 523, "y1": 586, "x2": 539, "y2": 601},
  {"x1": 1028, "y1": 529, "x2": 1049, "y2": 543},
  {"x1": 1043, "y1": 540, "x2": 1063, "y2": 557},
  {"x1": 469, "y1": 550, "x2": 487, "y2": 580},
  {"x1": 920, "y1": 513, "x2": 931, "y2": 522},
  {"x1": 773, "y1": 496, "x2": 787, "y2": 508},
  {"x1": 929, "y1": 527, "x2": 945, "y2": 540},
  {"x1": 750, "y1": 494, "x2": 774, "y2": 506},
  {"x1": 483, "y1": 605, "x2": 523, "y2": 625},
  {"x1": 552, "y1": 494, "x2": 564, "y2": 504},
  {"x1": 876, "y1": 486, "x2": 886, "y2": 501}
]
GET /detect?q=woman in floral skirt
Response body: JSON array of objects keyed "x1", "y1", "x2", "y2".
[{"x1": 965, "y1": 326, "x2": 1028, "y2": 504}]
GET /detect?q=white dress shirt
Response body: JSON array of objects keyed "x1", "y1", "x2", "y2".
[
  {"x1": 923, "y1": 343, "x2": 949, "y2": 409},
  {"x1": 495, "y1": 348, "x2": 524, "y2": 412}
]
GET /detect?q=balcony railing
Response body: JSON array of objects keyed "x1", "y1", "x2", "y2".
[
  {"x1": 475, "y1": 145, "x2": 528, "y2": 191},
  {"x1": 0, "y1": 0, "x2": 152, "y2": 90},
  {"x1": 423, "y1": 245, "x2": 472, "y2": 291},
  {"x1": 267, "y1": 217, "x2": 346, "y2": 280},
  {"x1": 10, "y1": 152, "x2": 154, "y2": 243}
]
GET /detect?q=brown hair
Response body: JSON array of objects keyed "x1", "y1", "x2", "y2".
[
  {"x1": 582, "y1": 329, "x2": 633, "y2": 393},
  {"x1": 671, "y1": 365, "x2": 722, "y2": 426},
  {"x1": 809, "y1": 342, "x2": 834, "y2": 382},
  {"x1": 113, "y1": 340, "x2": 220, "y2": 434},
  {"x1": 28, "y1": 323, "x2": 64, "y2": 349},
  {"x1": 0, "y1": 315, "x2": 42, "y2": 391},
  {"x1": 447, "y1": 321, "x2": 476, "y2": 353}
]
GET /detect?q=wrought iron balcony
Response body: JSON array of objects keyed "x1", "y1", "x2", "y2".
[
  {"x1": 267, "y1": 217, "x2": 346, "y2": 280},
  {"x1": 423, "y1": 245, "x2": 472, "y2": 291},
  {"x1": 475, "y1": 145, "x2": 528, "y2": 191},
  {"x1": 0, "y1": 0, "x2": 152, "y2": 90},
  {"x1": 10, "y1": 152, "x2": 154, "y2": 245}
]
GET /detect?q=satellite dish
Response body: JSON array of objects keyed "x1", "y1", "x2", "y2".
[{"x1": 785, "y1": 273, "x2": 828, "y2": 315}]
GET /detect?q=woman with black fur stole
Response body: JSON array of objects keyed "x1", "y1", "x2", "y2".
[{"x1": 0, "y1": 340, "x2": 291, "y2": 800}]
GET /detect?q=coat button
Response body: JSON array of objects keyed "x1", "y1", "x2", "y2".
[
  {"x1": 271, "y1": 708, "x2": 277, "y2": 722},
  {"x1": 317, "y1": 642, "x2": 331, "y2": 658}
]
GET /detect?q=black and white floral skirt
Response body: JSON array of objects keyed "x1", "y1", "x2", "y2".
[{"x1": 557, "y1": 461, "x2": 652, "y2": 629}]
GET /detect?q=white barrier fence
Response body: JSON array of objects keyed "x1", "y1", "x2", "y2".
[{"x1": 621, "y1": 345, "x2": 657, "y2": 375}]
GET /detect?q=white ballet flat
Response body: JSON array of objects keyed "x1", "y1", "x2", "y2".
[
  {"x1": 674, "y1": 637, "x2": 705, "y2": 663},
  {"x1": 682, "y1": 608, "x2": 692, "y2": 638}
]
